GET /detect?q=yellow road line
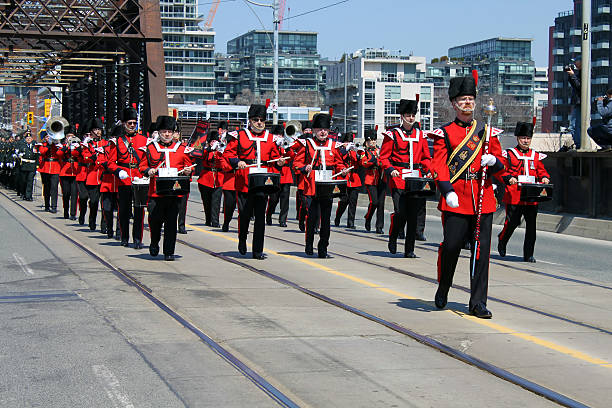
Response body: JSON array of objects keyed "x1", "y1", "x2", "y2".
[{"x1": 185, "y1": 222, "x2": 612, "y2": 369}]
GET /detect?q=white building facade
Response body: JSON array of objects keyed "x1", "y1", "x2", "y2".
[{"x1": 326, "y1": 49, "x2": 434, "y2": 139}]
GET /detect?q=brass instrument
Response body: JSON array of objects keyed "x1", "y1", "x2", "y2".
[{"x1": 46, "y1": 116, "x2": 69, "y2": 141}]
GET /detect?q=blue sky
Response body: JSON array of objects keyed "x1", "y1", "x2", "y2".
[{"x1": 209, "y1": 0, "x2": 575, "y2": 66}]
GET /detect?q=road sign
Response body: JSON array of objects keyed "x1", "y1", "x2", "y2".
[
  {"x1": 44, "y1": 99, "x2": 52, "y2": 117},
  {"x1": 27, "y1": 112, "x2": 34, "y2": 125}
]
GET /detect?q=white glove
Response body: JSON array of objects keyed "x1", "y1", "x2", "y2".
[
  {"x1": 70, "y1": 143, "x2": 80, "y2": 150},
  {"x1": 55, "y1": 143, "x2": 63, "y2": 147},
  {"x1": 210, "y1": 140, "x2": 219, "y2": 150},
  {"x1": 83, "y1": 136, "x2": 92, "y2": 144},
  {"x1": 95, "y1": 147, "x2": 105, "y2": 154},
  {"x1": 481, "y1": 154, "x2": 496, "y2": 167},
  {"x1": 118, "y1": 170, "x2": 129, "y2": 180},
  {"x1": 445, "y1": 191, "x2": 459, "y2": 208}
]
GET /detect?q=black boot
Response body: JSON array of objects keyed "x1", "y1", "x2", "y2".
[{"x1": 364, "y1": 218, "x2": 371, "y2": 232}]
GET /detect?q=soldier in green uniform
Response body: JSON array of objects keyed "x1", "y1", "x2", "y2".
[{"x1": 16, "y1": 131, "x2": 39, "y2": 201}]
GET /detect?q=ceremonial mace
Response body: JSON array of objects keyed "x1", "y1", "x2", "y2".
[{"x1": 472, "y1": 98, "x2": 496, "y2": 279}]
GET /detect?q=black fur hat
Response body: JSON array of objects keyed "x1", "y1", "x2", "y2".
[
  {"x1": 448, "y1": 76, "x2": 477, "y2": 101},
  {"x1": 248, "y1": 104, "x2": 267, "y2": 119},
  {"x1": 155, "y1": 115, "x2": 176, "y2": 131},
  {"x1": 111, "y1": 124, "x2": 124, "y2": 138},
  {"x1": 311, "y1": 113, "x2": 331, "y2": 129},
  {"x1": 207, "y1": 130, "x2": 219, "y2": 142},
  {"x1": 514, "y1": 122, "x2": 534, "y2": 138},
  {"x1": 121, "y1": 107, "x2": 138, "y2": 122},
  {"x1": 364, "y1": 128, "x2": 377, "y2": 141},
  {"x1": 90, "y1": 118, "x2": 104, "y2": 131},
  {"x1": 397, "y1": 99, "x2": 418, "y2": 115},
  {"x1": 270, "y1": 124, "x2": 284, "y2": 135},
  {"x1": 217, "y1": 120, "x2": 228, "y2": 130}
]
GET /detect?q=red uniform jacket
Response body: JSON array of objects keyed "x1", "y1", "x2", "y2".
[
  {"x1": 293, "y1": 138, "x2": 346, "y2": 196},
  {"x1": 223, "y1": 129, "x2": 281, "y2": 193},
  {"x1": 429, "y1": 119, "x2": 504, "y2": 215},
  {"x1": 139, "y1": 141, "x2": 193, "y2": 198},
  {"x1": 289, "y1": 140, "x2": 306, "y2": 190},
  {"x1": 99, "y1": 139, "x2": 119, "y2": 193},
  {"x1": 379, "y1": 126, "x2": 432, "y2": 190},
  {"x1": 278, "y1": 145, "x2": 295, "y2": 184},
  {"x1": 81, "y1": 139, "x2": 108, "y2": 185},
  {"x1": 57, "y1": 143, "x2": 80, "y2": 177},
  {"x1": 38, "y1": 142, "x2": 62, "y2": 174},
  {"x1": 501, "y1": 147, "x2": 550, "y2": 206},
  {"x1": 361, "y1": 147, "x2": 382, "y2": 186},
  {"x1": 337, "y1": 147, "x2": 362, "y2": 188},
  {"x1": 107, "y1": 133, "x2": 147, "y2": 185}
]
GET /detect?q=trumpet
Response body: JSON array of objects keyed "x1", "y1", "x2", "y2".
[
  {"x1": 285, "y1": 120, "x2": 302, "y2": 138},
  {"x1": 46, "y1": 116, "x2": 69, "y2": 141}
]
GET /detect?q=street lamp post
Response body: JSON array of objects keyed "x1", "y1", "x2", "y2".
[{"x1": 580, "y1": 0, "x2": 592, "y2": 150}]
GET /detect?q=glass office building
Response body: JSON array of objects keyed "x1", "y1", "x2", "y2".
[
  {"x1": 160, "y1": 0, "x2": 216, "y2": 104},
  {"x1": 225, "y1": 30, "x2": 320, "y2": 99},
  {"x1": 448, "y1": 37, "x2": 535, "y2": 129},
  {"x1": 550, "y1": 0, "x2": 612, "y2": 132}
]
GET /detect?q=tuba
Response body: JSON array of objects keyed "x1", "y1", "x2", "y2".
[
  {"x1": 285, "y1": 120, "x2": 302, "y2": 138},
  {"x1": 46, "y1": 116, "x2": 69, "y2": 141}
]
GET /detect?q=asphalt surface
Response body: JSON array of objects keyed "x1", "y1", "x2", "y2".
[{"x1": 2, "y1": 185, "x2": 612, "y2": 407}]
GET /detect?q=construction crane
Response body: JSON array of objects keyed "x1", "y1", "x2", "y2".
[
  {"x1": 278, "y1": 0, "x2": 286, "y2": 29},
  {"x1": 204, "y1": 0, "x2": 221, "y2": 29}
]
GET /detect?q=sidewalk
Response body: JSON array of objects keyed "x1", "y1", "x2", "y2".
[{"x1": 287, "y1": 186, "x2": 612, "y2": 242}]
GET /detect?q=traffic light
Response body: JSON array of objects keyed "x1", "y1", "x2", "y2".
[
  {"x1": 27, "y1": 112, "x2": 34, "y2": 125},
  {"x1": 44, "y1": 99, "x2": 52, "y2": 117}
]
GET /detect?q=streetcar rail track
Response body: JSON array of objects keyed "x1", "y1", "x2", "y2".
[{"x1": 0, "y1": 191, "x2": 300, "y2": 408}]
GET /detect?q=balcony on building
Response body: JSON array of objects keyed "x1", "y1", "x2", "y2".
[
  {"x1": 593, "y1": 24, "x2": 611, "y2": 32},
  {"x1": 598, "y1": 6, "x2": 611, "y2": 14},
  {"x1": 553, "y1": 31, "x2": 565, "y2": 39},
  {"x1": 553, "y1": 48, "x2": 565, "y2": 55}
]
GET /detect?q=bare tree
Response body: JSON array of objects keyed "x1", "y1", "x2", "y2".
[{"x1": 474, "y1": 94, "x2": 533, "y2": 133}]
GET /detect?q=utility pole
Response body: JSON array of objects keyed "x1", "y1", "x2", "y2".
[
  {"x1": 344, "y1": 53, "x2": 348, "y2": 134},
  {"x1": 580, "y1": 0, "x2": 592, "y2": 150},
  {"x1": 273, "y1": 0, "x2": 279, "y2": 124}
]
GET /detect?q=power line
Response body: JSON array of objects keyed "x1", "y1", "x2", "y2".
[{"x1": 277, "y1": 0, "x2": 349, "y2": 22}]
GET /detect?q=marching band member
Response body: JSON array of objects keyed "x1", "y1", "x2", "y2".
[
  {"x1": 294, "y1": 113, "x2": 347, "y2": 258},
  {"x1": 380, "y1": 98, "x2": 432, "y2": 258},
  {"x1": 334, "y1": 132, "x2": 362, "y2": 229},
  {"x1": 498, "y1": 120, "x2": 550, "y2": 263},
  {"x1": 79, "y1": 118, "x2": 106, "y2": 230},
  {"x1": 217, "y1": 121, "x2": 237, "y2": 232},
  {"x1": 38, "y1": 131, "x2": 62, "y2": 213},
  {"x1": 107, "y1": 107, "x2": 147, "y2": 248},
  {"x1": 193, "y1": 129, "x2": 223, "y2": 228},
  {"x1": 140, "y1": 116, "x2": 193, "y2": 261},
  {"x1": 174, "y1": 126, "x2": 190, "y2": 234},
  {"x1": 99, "y1": 125, "x2": 121, "y2": 239},
  {"x1": 223, "y1": 103, "x2": 283, "y2": 259},
  {"x1": 266, "y1": 124, "x2": 293, "y2": 227},
  {"x1": 361, "y1": 128, "x2": 386, "y2": 234},
  {"x1": 429, "y1": 73, "x2": 505, "y2": 319}
]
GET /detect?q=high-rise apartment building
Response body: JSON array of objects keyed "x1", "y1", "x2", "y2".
[
  {"x1": 448, "y1": 37, "x2": 535, "y2": 130},
  {"x1": 550, "y1": 0, "x2": 612, "y2": 131},
  {"x1": 534, "y1": 67, "x2": 549, "y2": 132},
  {"x1": 326, "y1": 48, "x2": 434, "y2": 138},
  {"x1": 160, "y1": 0, "x2": 216, "y2": 104},
  {"x1": 425, "y1": 61, "x2": 472, "y2": 128},
  {"x1": 225, "y1": 30, "x2": 320, "y2": 104}
]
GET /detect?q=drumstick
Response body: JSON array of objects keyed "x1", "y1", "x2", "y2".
[
  {"x1": 331, "y1": 166, "x2": 353, "y2": 179},
  {"x1": 178, "y1": 163, "x2": 197, "y2": 174},
  {"x1": 244, "y1": 156, "x2": 290, "y2": 168}
]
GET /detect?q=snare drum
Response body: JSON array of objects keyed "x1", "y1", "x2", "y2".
[
  {"x1": 519, "y1": 183, "x2": 553, "y2": 202},
  {"x1": 155, "y1": 176, "x2": 191, "y2": 196},
  {"x1": 132, "y1": 177, "x2": 150, "y2": 207},
  {"x1": 248, "y1": 172, "x2": 280, "y2": 194},
  {"x1": 403, "y1": 177, "x2": 436, "y2": 198},
  {"x1": 315, "y1": 179, "x2": 347, "y2": 199}
]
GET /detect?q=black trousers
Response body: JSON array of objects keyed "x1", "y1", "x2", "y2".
[
  {"x1": 392, "y1": 190, "x2": 426, "y2": 237},
  {"x1": 101, "y1": 192, "x2": 118, "y2": 235},
  {"x1": 78, "y1": 183, "x2": 101, "y2": 227},
  {"x1": 295, "y1": 188, "x2": 303, "y2": 220},
  {"x1": 417, "y1": 199, "x2": 426, "y2": 235},
  {"x1": 389, "y1": 189, "x2": 424, "y2": 254},
  {"x1": 365, "y1": 183, "x2": 386, "y2": 230},
  {"x1": 498, "y1": 204, "x2": 538, "y2": 260},
  {"x1": 305, "y1": 195, "x2": 333, "y2": 254},
  {"x1": 178, "y1": 193, "x2": 189, "y2": 230},
  {"x1": 60, "y1": 176, "x2": 78, "y2": 217},
  {"x1": 266, "y1": 183, "x2": 290, "y2": 224},
  {"x1": 237, "y1": 191, "x2": 267, "y2": 254},
  {"x1": 437, "y1": 211, "x2": 493, "y2": 311},
  {"x1": 335, "y1": 186, "x2": 359, "y2": 227},
  {"x1": 20, "y1": 170, "x2": 36, "y2": 200},
  {"x1": 148, "y1": 196, "x2": 179, "y2": 256},
  {"x1": 199, "y1": 184, "x2": 222, "y2": 226},
  {"x1": 117, "y1": 185, "x2": 144, "y2": 242},
  {"x1": 41, "y1": 172, "x2": 59, "y2": 210},
  {"x1": 222, "y1": 189, "x2": 236, "y2": 227}
]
